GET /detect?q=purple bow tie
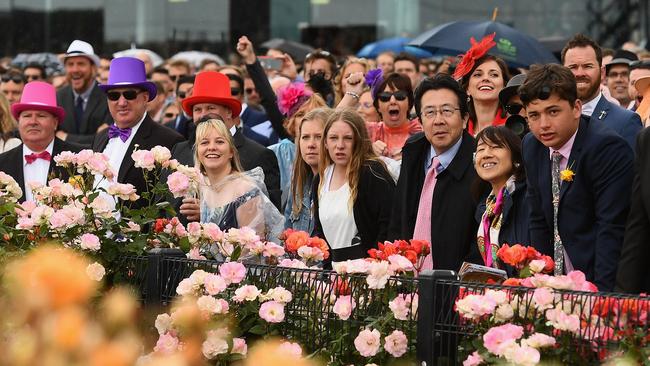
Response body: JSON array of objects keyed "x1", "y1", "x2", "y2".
[{"x1": 108, "y1": 124, "x2": 132, "y2": 142}]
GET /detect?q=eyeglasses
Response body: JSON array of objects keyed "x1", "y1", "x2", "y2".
[
  {"x1": 164, "y1": 112, "x2": 178, "y2": 119},
  {"x1": 1, "y1": 74, "x2": 25, "y2": 83},
  {"x1": 505, "y1": 103, "x2": 524, "y2": 115},
  {"x1": 245, "y1": 87, "x2": 256, "y2": 95},
  {"x1": 106, "y1": 89, "x2": 144, "y2": 101},
  {"x1": 230, "y1": 88, "x2": 241, "y2": 96},
  {"x1": 377, "y1": 91, "x2": 408, "y2": 102},
  {"x1": 421, "y1": 106, "x2": 460, "y2": 119}
]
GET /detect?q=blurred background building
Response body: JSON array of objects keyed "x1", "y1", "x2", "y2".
[{"x1": 0, "y1": 0, "x2": 647, "y2": 58}]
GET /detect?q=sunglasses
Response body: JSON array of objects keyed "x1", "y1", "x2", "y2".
[
  {"x1": 170, "y1": 74, "x2": 188, "y2": 82},
  {"x1": 164, "y1": 112, "x2": 178, "y2": 119},
  {"x1": 245, "y1": 87, "x2": 256, "y2": 95},
  {"x1": 230, "y1": 88, "x2": 241, "y2": 96},
  {"x1": 1, "y1": 74, "x2": 25, "y2": 83},
  {"x1": 377, "y1": 91, "x2": 408, "y2": 102},
  {"x1": 106, "y1": 89, "x2": 144, "y2": 101},
  {"x1": 505, "y1": 103, "x2": 524, "y2": 115},
  {"x1": 177, "y1": 91, "x2": 187, "y2": 99}
]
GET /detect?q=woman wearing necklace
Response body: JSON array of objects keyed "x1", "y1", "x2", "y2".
[
  {"x1": 194, "y1": 117, "x2": 283, "y2": 240},
  {"x1": 472, "y1": 126, "x2": 529, "y2": 269},
  {"x1": 312, "y1": 109, "x2": 395, "y2": 263}
]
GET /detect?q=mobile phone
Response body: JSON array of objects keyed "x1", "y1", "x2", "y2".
[{"x1": 259, "y1": 56, "x2": 283, "y2": 71}]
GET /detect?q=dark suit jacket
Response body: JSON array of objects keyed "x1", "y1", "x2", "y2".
[
  {"x1": 241, "y1": 106, "x2": 278, "y2": 146},
  {"x1": 0, "y1": 138, "x2": 83, "y2": 202},
  {"x1": 617, "y1": 128, "x2": 650, "y2": 293},
  {"x1": 591, "y1": 96, "x2": 642, "y2": 148},
  {"x1": 388, "y1": 132, "x2": 479, "y2": 272},
  {"x1": 523, "y1": 116, "x2": 634, "y2": 291},
  {"x1": 57, "y1": 83, "x2": 111, "y2": 146},
  {"x1": 92, "y1": 115, "x2": 184, "y2": 209},
  {"x1": 170, "y1": 127, "x2": 281, "y2": 210},
  {"x1": 312, "y1": 160, "x2": 395, "y2": 262},
  {"x1": 164, "y1": 114, "x2": 192, "y2": 140}
]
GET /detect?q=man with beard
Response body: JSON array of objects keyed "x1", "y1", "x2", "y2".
[
  {"x1": 56, "y1": 40, "x2": 111, "y2": 147},
  {"x1": 562, "y1": 34, "x2": 641, "y2": 148}
]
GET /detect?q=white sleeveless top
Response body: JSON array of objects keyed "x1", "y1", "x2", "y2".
[{"x1": 319, "y1": 165, "x2": 358, "y2": 250}]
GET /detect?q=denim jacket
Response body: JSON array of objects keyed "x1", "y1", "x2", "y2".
[{"x1": 284, "y1": 173, "x2": 315, "y2": 234}]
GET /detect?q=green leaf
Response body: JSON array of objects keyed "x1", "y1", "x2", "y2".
[{"x1": 248, "y1": 324, "x2": 267, "y2": 335}]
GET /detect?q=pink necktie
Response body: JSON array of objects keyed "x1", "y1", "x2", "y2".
[{"x1": 413, "y1": 157, "x2": 440, "y2": 271}]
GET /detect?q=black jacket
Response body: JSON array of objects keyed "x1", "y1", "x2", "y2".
[
  {"x1": 313, "y1": 160, "x2": 395, "y2": 262},
  {"x1": 92, "y1": 115, "x2": 184, "y2": 209},
  {"x1": 0, "y1": 138, "x2": 83, "y2": 202},
  {"x1": 56, "y1": 83, "x2": 111, "y2": 147},
  {"x1": 388, "y1": 132, "x2": 479, "y2": 272}
]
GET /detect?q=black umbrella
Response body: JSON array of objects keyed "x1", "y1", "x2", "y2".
[
  {"x1": 409, "y1": 20, "x2": 558, "y2": 68},
  {"x1": 261, "y1": 38, "x2": 315, "y2": 62}
]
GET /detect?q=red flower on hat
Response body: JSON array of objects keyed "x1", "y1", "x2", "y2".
[
  {"x1": 277, "y1": 82, "x2": 312, "y2": 117},
  {"x1": 452, "y1": 33, "x2": 497, "y2": 80}
]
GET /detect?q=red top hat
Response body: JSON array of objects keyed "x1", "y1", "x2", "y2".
[{"x1": 182, "y1": 71, "x2": 242, "y2": 117}]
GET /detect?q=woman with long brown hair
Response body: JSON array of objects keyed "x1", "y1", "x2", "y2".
[
  {"x1": 313, "y1": 109, "x2": 395, "y2": 262},
  {"x1": 0, "y1": 93, "x2": 20, "y2": 152}
]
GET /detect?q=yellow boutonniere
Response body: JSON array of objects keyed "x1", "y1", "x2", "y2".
[
  {"x1": 560, "y1": 169, "x2": 575, "y2": 182},
  {"x1": 68, "y1": 175, "x2": 85, "y2": 189}
]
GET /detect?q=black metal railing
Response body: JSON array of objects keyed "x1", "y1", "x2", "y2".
[{"x1": 115, "y1": 250, "x2": 650, "y2": 365}]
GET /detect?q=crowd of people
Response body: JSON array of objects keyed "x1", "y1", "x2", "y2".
[{"x1": 2, "y1": 32, "x2": 650, "y2": 295}]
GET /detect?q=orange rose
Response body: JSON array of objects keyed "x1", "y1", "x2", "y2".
[
  {"x1": 503, "y1": 278, "x2": 523, "y2": 287},
  {"x1": 308, "y1": 237, "x2": 330, "y2": 260},
  {"x1": 497, "y1": 244, "x2": 528, "y2": 266},
  {"x1": 285, "y1": 230, "x2": 310, "y2": 253},
  {"x1": 403, "y1": 250, "x2": 418, "y2": 264}
]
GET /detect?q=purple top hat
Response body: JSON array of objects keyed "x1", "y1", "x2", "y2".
[{"x1": 99, "y1": 57, "x2": 157, "y2": 101}]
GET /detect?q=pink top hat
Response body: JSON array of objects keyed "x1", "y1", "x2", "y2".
[{"x1": 11, "y1": 81, "x2": 65, "y2": 122}]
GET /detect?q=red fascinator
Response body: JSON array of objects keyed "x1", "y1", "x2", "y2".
[{"x1": 452, "y1": 33, "x2": 497, "y2": 80}]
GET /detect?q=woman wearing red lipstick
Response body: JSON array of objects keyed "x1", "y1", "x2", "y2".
[
  {"x1": 312, "y1": 109, "x2": 395, "y2": 264},
  {"x1": 454, "y1": 34, "x2": 511, "y2": 136}
]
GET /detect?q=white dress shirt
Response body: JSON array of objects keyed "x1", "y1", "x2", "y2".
[
  {"x1": 581, "y1": 93, "x2": 602, "y2": 117},
  {"x1": 23, "y1": 140, "x2": 54, "y2": 202},
  {"x1": 101, "y1": 113, "x2": 146, "y2": 181}
]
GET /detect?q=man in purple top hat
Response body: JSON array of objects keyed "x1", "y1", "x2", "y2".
[
  {"x1": 92, "y1": 57, "x2": 183, "y2": 209},
  {"x1": 0, "y1": 81, "x2": 82, "y2": 202}
]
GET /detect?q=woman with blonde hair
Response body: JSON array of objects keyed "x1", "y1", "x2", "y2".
[
  {"x1": 285, "y1": 107, "x2": 334, "y2": 232},
  {"x1": 0, "y1": 93, "x2": 20, "y2": 152},
  {"x1": 334, "y1": 57, "x2": 371, "y2": 104},
  {"x1": 192, "y1": 117, "x2": 283, "y2": 239},
  {"x1": 313, "y1": 109, "x2": 395, "y2": 262}
]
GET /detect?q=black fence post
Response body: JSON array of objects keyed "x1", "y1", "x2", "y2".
[
  {"x1": 417, "y1": 269, "x2": 458, "y2": 366},
  {"x1": 145, "y1": 248, "x2": 185, "y2": 306}
]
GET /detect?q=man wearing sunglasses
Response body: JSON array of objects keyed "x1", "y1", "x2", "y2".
[
  {"x1": 92, "y1": 57, "x2": 183, "y2": 210},
  {"x1": 56, "y1": 40, "x2": 111, "y2": 147},
  {"x1": 498, "y1": 73, "x2": 529, "y2": 139},
  {"x1": 1, "y1": 69, "x2": 25, "y2": 105},
  {"x1": 163, "y1": 75, "x2": 194, "y2": 139}
]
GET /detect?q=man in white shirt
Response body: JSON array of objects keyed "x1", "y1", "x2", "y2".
[
  {"x1": 0, "y1": 81, "x2": 82, "y2": 202},
  {"x1": 91, "y1": 57, "x2": 183, "y2": 209}
]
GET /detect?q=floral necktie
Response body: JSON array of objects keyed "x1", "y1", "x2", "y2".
[{"x1": 551, "y1": 151, "x2": 564, "y2": 275}]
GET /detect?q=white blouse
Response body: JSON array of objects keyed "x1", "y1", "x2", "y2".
[{"x1": 319, "y1": 165, "x2": 358, "y2": 250}]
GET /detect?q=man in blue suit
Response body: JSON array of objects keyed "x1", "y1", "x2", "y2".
[
  {"x1": 521, "y1": 64, "x2": 634, "y2": 291},
  {"x1": 562, "y1": 34, "x2": 642, "y2": 148},
  {"x1": 226, "y1": 73, "x2": 278, "y2": 146}
]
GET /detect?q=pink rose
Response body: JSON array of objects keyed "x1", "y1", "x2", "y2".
[
  {"x1": 384, "y1": 329, "x2": 408, "y2": 357},
  {"x1": 154, "y1": 313, "x2": 172, "y2": 335},
  {"x1": 463, "y1": 351, "x2": 484, "y2": 366},
  {"x1": 333, "y1": 295, "x2": 356, "y2": 320},
  {"x1": 219, "y1": 262, "x2": 246, "y2": 285},
  {"x1": 266, "y1": 286, "x2": 293, "y2": 304},
  {"x1": 187, "y1": 221, "x2": 202, "y2": 238},
  {"x1": 259, "y1": 300, "x2": 285, "y2": 323},
  {"x1": 545, "y1": 307, "x2": 580, "y2": 333},
  {"x1": 366, "y1": 261, "x2": 391, "y2": 289},
  {"x1": 79, "y1": 233, "x2": 101, "y2": 251},
  {"x1": 354, "y1": 328, "x2": 381, "y2": 357},
  {"x1": 388, "y1": 254, "x2": 415, "y2": 273},
  {"x1": 456, "y1": 294, "x2": 497, "y2": 320},
  {"x1": 482, "y1": 323, "x2": 523, "y2": 356},
  {"x1": 279, "y1": 258, "x2": 308, "y2": 269},
  {"x1": 202, "y1": 223, "x2": 223, "y2": 242},
  {"x1": 132, "y1": 149, "x2": 156, "y2": 171},
  {"x1": 532, "y1": 287, "x2": 555, "y2": 310},
  {"x1": 187, "y1": 247, "x2": 207, "y2": 260},
  {"x1": 75, "y1": 149, "x2": 93, "y2": 165},
  {"x1": 176, "y1": 278, "x2": 196, "y2": 296},
  {"x1": 263, "y1": 242, "x2": 286, "y2": 258},
  {"x1": 124, "y1": 221, "x2": 141, "y2": 232},
  {"x1": 203, "y1": 273, "x2": 227, "y2": 295},
  {"x1": 297, "y1": 246, "x2": 324, "y2": 262},
  {"x1": 504, "y1": 344, "x2": 540, "y2": 366},
  {"x1": 278, "y1": 341, "x2": 302, "y2": 358},
  {"x1": 389, "y1": 294, "x2": 411, "y2": 320},
  {"x1": 86, "y1": 262, "x2": 105, "y2": 281},
  {"x1": 167, "y1": 171, "x2": 191, "y2": 198},
  {"x1": 232, "y1": 285, "x2": 260, "y2": 302},
  {"x1": 522, "y1": 333, "x2": 556, "y2": 349},
  {"x1": 202, "y1": 331, "x2": 229, "y2": 359},
  {"x1": 49, "y1": 210, "x2": 72, "y2": 229},
  {"x1": 151, "y1": 146, "x2": 172, "y2": 164},
  {"x1": 154, "y1": 332, "x2": 179, "y2": 355},
  {"x1": 16, "y1": 200, "x2": 37, "y2": 217},
  {"x1": 53, "y1": 150, "x2": 76, "y2": 166},
  {"x1": 232, "y1": 338, "x2": 247, "y2": 355},
  {"x1": 16, "y1": 216, "x2": 35, "y2": 229}
]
